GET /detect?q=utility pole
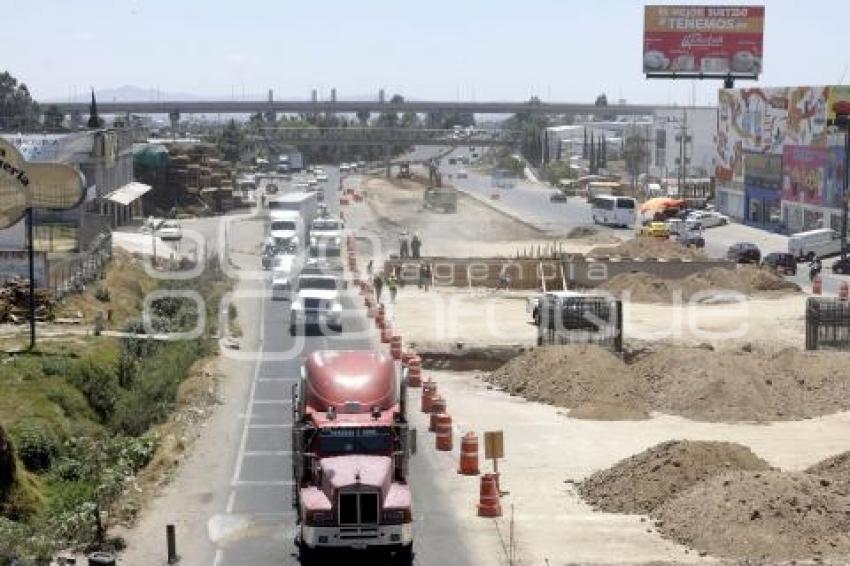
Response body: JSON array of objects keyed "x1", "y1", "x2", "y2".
[{"x1": 677, "y1": 110, "x2": 689, "y2": 197}]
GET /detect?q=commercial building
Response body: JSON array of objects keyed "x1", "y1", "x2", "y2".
[
  {"x1": 715, "y1": 85, "x2": 849, "y2": 233},
  {"x1": 0, "y1": 129, "x2": 144, "y2": 252}
]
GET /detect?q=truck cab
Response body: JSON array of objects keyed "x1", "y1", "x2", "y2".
[
  {"x1": 289, "y1": 272, "x2": 345, "y2": 334},
  {"x1": 292, "y1": 350, "x2": 415, "y2": 563}
]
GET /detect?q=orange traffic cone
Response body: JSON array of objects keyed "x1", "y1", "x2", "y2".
[
  {"x1": 390, "y1": 335, "x2": 403, "y2": 360},
  {"x1": 381, "y1": 325, "x2": 393, "y2": 344},
  {"x1": 458, "y1": 432, "x2": 480, "y2": 475},
  {"x1": 421, "y1": 381, "x2": 436, "y2": 413},
  {"x1": 429, "y1": 396, "x2": 446, "y2": 431},
  {"x1": 840, "y1": 281, "x2": 849, "y2": 302},
  {"x1": 435, "y1": 413, "x2": 452, "y2": 451},
  {"x1": 477, "y1": 474, "x2": 502, "y2": 517},
  {"x1": 408, "y1": 356, "x2": 422, "y2": 388}
]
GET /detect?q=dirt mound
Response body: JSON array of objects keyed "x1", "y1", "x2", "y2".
[
  {"x1": 654, "y1": 470, "x2": 850, "y2": 561},
  {"x1": 484, "y1": 345, "x2": 850, "y2": 422},
  {"x1": 588, "y1": 238, "x2": 706, "y2": 260},
  {"x1": 633, "y1": 346, "x2": 850, "y2": 422},
  {"x1": 599, "y1": 265, "x2": 799, "y2": 303},
  {"x1": 484, "y1": 346, "x2": 650, "y2": 420},
  {"x1": 566, "y1": 226, "x2": 598, "y2": 239},
  {"x1": 807, "y1": 451, "x2": 850, "y2": 489},
  {"x1": 579, "y1": 441, "x2": 770, "y2": 514}
]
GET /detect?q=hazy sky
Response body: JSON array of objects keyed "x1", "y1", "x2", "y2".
[{"x1": 8, "y1": 0, "x2": 850, "y2": 106}]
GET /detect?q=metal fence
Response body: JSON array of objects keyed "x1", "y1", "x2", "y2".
[
  {"x1": 537, "y1": 297, "x2": 623, "y2": 352},
  {"x1": 46, "y1": 231, "x2": 112, "y2": 300},
  {"x1": 805, "y1": 297, "x2": 850, "y2": 350}
]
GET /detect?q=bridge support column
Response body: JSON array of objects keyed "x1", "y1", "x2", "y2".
[
  {"x1": 168, "y1": 111, "x2": 180, "y2": 132},
  {"x1": 384, "y1": 144, "x2": 392, "y2": 177}
]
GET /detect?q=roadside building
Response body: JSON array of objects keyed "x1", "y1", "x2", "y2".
[{"x1": 714, "y1": 86, "x2": 849, "y2": 233}]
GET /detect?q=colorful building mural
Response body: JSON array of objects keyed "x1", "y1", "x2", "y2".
[{"x1": 716, "y1": 85, "x2": 850, "y2": 232}]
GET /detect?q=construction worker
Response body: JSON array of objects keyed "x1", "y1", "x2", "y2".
[
  {"x1": 411, "y1": 234, "x2": 422, "y2": 259},
  {"x1": 419, "y1": 263, "x2": 432, "y2": 291},
  {"x1": 387, "y1": 273, "x2": 399, "y2": 303},
  {"x1": 373, "y1": 272, "x2": 384, "y2": 302},
  {"x1": 399, "y1": 231, "x2": 410, "y2": 260},
  {"x1": 366, "y1": 259, "x2": 374, "y2": 277}
]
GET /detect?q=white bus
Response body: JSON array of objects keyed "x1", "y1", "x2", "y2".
[{"x1": 590, "y1": 195, "x2": 637, "y2": 228}]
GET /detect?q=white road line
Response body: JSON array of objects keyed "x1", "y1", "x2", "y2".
[
  {"x1": 247, "y1": 423, "x2": 292, "y2": 429},
  {"x1": 230, "y1": 289, "x2": 267, "y2": 487},
  {"x1": 225, "y1": 489, "x2": 236, "y2": 513},
  {"x1": 252, "y1": 399, "x2": 291, "y2": 405},
  {"x1": 257, "y1": 377, "x2": 298, "y2": 383},
  {"x1": 244, "y1": 450, "x2": 293, "y2": 456},
  {"x1": 213, "y1": 549, "x2": 223, "y2": 566},
  {"x1": 232, "y1": 480, "x2": 295, "y2": 487}
]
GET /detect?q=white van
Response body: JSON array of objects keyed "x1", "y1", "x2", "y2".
[
  {"x1": 269, "y1": 210, "x2": 306, "y2": 248},
  {"x1": 788, "y1": 228, "x2": 842, "y2": 260},
  {"x1": 590, "y1": 196, "x2": 637, "y2": 228}
]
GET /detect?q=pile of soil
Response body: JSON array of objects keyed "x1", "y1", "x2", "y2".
[
  {"x1": 484, "y1": 345, "x2": 850, "y2": 422},
  {"x1": 654, "y1": 470, "x2": 850, "y2": 561},
  {"x1": 579, "y1": 441, "x2": 770, "y2": 514},
  {"x1": 807, "y1": 451, "x2": 850, "y2": 489},
  {"x1": 566, "y1": 226, "x2": 598, "y2": 239},
  {"x1": 599, "y1": 265, "x2": 799, "y2": 303},
  {"x1": 485, "y1": 346, "x2": 649, "y2": 420},
  {"x1": 588, "y1": 238, "x2": 706, "y2": 260}
]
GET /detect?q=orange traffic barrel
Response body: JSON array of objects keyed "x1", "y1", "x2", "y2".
[
  {"x1": 458, "y1": 432, "x2": 480, "y2": 475},
  {"x1": 477, "y1": 474, "x2": 502, "y2": 517},
  {"x1": 813, "y1": 274, "x2": 823, "y2": 295},
  {"x1": 429, "y1": 397, "x2": 446, "y2": 431},
  {"x1": 381, "y1": 325, "x2": 393, "y2": 344},
  {"x1": 421, "y1": 381, "x2": 436, "y2": 413},
  {"x1": 340, "y1": 197, "x2": 349, "y2": 206},
  {"x1": 408, "y1": 356, "x2": 422, "y2": 388},
  {"x1": 841, "y1": 281, "x2": 849, "y2": 302},
  {"x1": 401, "y1": 350, "x2": 414, "y2": 366},
  {"x1": 390, "y1": 335, "x2": 403, "y2": 360},
  {"x1": 435, "y1": 413, "x2": 452, "y2": 451}
]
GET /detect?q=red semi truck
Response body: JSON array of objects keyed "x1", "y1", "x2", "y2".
[{"x1": 292, "y1": 350, "x2": 415, "y2": 562}]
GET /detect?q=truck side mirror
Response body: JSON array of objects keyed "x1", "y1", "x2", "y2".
[{"x1": 409, "y1": 428, "x2": 417, "y2": 455}]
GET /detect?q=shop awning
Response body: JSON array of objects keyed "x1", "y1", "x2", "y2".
[{"x1": 105, "y1": 182, "x2": 151, "y2": 206}]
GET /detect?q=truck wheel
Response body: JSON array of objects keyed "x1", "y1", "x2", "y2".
[
  {"x1": 298, "y1": 545, "x2": 316, "y2": 564},
  {"x1": 394, "y1": 545, "x2": 414, "y2": 565},
  {"x1": 289, "y1": 325, "x2": 296, "y2": 336}
]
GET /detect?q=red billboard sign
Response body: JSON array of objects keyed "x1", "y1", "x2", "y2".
[
  {"x1": 783, "y1": 146, "x2": 826, "y2": 206},
  {"x1": 643, "y1": 5, "x2": 764, "y2": 78}
]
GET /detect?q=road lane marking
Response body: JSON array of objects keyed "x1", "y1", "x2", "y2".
[
  {"x1": 253, "y1": 399, "x2": 291, "y2": 404},
  {"x1": 232, "y1": 480, "x2": 294, "y2": 486},
  {"x1": 247, "y1": 423, "x2": 292, "y2": 429},
  {"x1": 244, "y1": 450, "x2": 293, "y2": 456}
]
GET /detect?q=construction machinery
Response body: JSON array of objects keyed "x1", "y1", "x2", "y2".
[{"x1": 292, "y1": 350, "x2": 415, "y2": 563}]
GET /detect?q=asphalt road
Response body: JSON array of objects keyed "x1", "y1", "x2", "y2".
[{"x1": 213, "y1": 166, "x2": 477, "y2": 566}]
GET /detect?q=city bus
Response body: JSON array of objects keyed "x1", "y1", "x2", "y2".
[{"x1": 590, "y1": 195, "x2": 637, "y2": 228}]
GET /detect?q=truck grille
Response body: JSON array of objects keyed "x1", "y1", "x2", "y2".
[{"x1": 338, "y1": 491, "x2": 380, "y2": 525}]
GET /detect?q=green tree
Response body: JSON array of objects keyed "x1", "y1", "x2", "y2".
[
  {"x1": 502, "y1": 96, "x2": 549, "y2": 167},
  {"x1": 217, "y1": 119, "x2": 245, "y2": 163},
  {"x1": 589, "y1": 133, "x2": 596, "y2": 174},
  {"x1": 43, "y1": 105, "x2": 65, "y2": 130},
  {"x1": 0, "y1": 71, "x2": 41, "y2": 130},
  {"x1": 356, "y1": 110, "x2": 370, "y2": 126}
]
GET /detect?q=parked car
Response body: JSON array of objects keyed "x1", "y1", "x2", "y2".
[
  {"x1": 687, "y1": 210, "x2": 728, "y2": 228},
  {"x1": 677, "y1": 231, "x2": 705, "y2": 249},
  {"x1": 761, "y1": 252, "x2": 797, "y2": 276},
  {"x1": 157, "y1": 220, "x2": 183, "y2": 241},
  {"x1": 727, "y1": 242, "x2": 761, "y2": 264},
  {"x1": 639, "y1": 221, "x2": 670, "y2": 239},
  {"x1": 549, "y1": 191, "x2": 567, "y2": 203},
  {"x1": 832, "y1": 256, "x2": 850, "y2": 275}
]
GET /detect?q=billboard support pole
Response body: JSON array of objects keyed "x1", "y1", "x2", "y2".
[
  {"x1": 26, "y1": 208, "x2": 36, "y2": 351},
  {"x1": 724, "y1": 77, "x2": 735, "y2": 89},
  {"x1": 843, "y1": 127, "x2": 848, "y2": 261}
]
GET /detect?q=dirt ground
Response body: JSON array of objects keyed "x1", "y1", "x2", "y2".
[
  {"x1": 600, "y1": 265, "x2": 800, "y2": 303},
  {"x1": 485, "y1": 344, "x2": 850, "y2": 423},
  {"x1": 386, "y1": 285, "x2": 808, "y2": 350},
  {"x1": 589, "y1": 237, "x2": 707, "y2": 260},
  {"x1": 351, "y1": 176, "x2": 607, "y2": 258}
]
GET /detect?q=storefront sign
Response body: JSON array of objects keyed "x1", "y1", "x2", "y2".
[{"x1": 0, "y1": 138, "x2": 84, "y2": 229}]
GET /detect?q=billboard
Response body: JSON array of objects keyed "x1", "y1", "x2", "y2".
[{"x1": 644, "y1": 5, "x2": 764, "y2": 78}]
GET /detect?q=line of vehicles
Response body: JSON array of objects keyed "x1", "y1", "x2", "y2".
[{"x1": 261, "y1": 165, "x2": 416, "y2": 562}]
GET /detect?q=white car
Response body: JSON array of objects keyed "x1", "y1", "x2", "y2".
[
  {"x1": 687, "y1": 210, "x2": 728, "y2": 228},
  {"x1": 339, "y1": 163, "x2": 350, "y2": 173},
  {"x1": 307, "y1": 177, "x2": 319, "y2": 187},
  {"x1": 316, "y1": 172, "x2": 328, "y2": 182},
  {"x1": 309, "y1": 217, "x2": 344, "y2": 248},
  {"x1": 289, "y1": 274, "x2": 344, "y2": 334},
  {"x1": 157, "y1": 220, "x2": 183, "y2": 241}
]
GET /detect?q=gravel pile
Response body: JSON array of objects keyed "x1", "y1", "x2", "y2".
[
  {"x1": 484, "y1": 345, "x2": 850, "y2": 422},
  {"x1": 588, "y1": 238, "x2": 706, "y2": 260},
  {"x1": 579, "y1": 440, "x2": 770, "y2": 514}
]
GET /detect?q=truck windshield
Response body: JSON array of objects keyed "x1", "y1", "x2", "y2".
[
  {"x1": 271, "y1": 221, "x2": 296, "y2": 231},
  {"x1": 312, "y1": 220, "x2": 340, "y2": 231},
  {"x1": 298, "y1": 277, "x2": 337, "y2": 290},
  {"x1": 317, "y1": 427, "x2": 393, "y2": 454}
]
